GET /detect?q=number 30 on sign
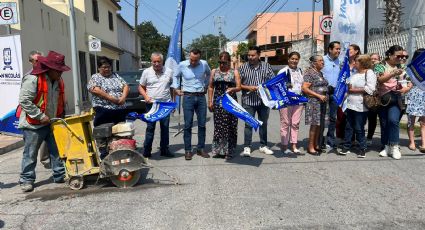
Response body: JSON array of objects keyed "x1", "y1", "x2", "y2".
[{"x1": 319, "y1": 15, "x2": 333, "y2": 35}]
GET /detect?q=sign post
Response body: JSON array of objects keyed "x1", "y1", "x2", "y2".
[
  {"x1": 0, "y1": 2, "x2": 19, "y2": 35},
  {"x1": 319, "y1": 15, "x2": 332, "y2": 35},
  {"x1": 89, "y1": 37, "x2": 101, "y2": 72}
]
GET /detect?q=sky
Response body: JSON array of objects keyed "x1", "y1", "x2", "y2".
[{"x1": 119, "y1": 0, "x2": 324, "y2": 47}]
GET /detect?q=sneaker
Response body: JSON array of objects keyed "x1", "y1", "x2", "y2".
[
  {"x1": 241, "y1": 147, "x2": 251, "y2": 157},
  {"x1": 259, "y1": 146, "x2": 274, "y2": 155},
  {"x1": 338, "y1": 149, "x2": 350, "y2": 155},
  {"x1": 358, "y1": 150, "x2": 366, "y2": 158},
  {"x1": 292, "y1": 148, "x2": 305, "y2": 155},
  {"x1": 283, "y1": 149, "x2": 292, "y2": 154},
  {"x1": 20, "y1": 183, "x2": 34, "y2": 192},
  {"x1": 379, "y1": 145, "x2": 390, "y2": 157},
  {"x1": 391, "y1": 145, "x2": 401, "y2": 160}
]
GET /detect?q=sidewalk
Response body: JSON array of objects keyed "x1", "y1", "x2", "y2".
[{"x1": 0, "y1": 134, "x2": 24, "y2": 155}]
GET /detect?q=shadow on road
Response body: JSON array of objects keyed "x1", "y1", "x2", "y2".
[{"x1": 25, "y1": 168, "x2": 180, "y2": 201}]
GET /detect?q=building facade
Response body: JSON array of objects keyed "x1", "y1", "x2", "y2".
[
  {"x1": 117, "y1": 14, "x2": 140, "y2": 71},
  {"x1": 0, "y1": 0, "x2": 135, "y2": 113}
]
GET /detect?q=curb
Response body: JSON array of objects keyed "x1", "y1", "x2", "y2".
[{"x1": 0, "y1": 138, "x2": 24, "y2": 155}]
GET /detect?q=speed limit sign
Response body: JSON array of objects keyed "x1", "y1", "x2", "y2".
[{"x1": 319, "y1": 15, "x2": 333, "y2": 35}]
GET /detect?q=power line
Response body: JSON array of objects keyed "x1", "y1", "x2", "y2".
[
  {"x1": 228, "y1": 0, "x2": 279, "y2": 41},
  {"x1": 183, "y1": 0, "x2": 230, "y2": 32},
  {"x1": 121, "y1": 0, "x2": 135, "y2": 8},
  {"x1": 257, "y1": 0, "x2": 289, "y2": 31}
]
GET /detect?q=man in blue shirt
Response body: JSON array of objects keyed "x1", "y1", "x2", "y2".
[
  {"x1": 322, "y1": 41, "x2": 341, "y2": 150},
  {"x1": 172, "y1": 48, "x2": 211, "y2": 160}
]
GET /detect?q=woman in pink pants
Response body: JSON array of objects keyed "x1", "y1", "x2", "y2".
[{"x1": 278, "y1": 52, "x2": 305, "y2": 155}]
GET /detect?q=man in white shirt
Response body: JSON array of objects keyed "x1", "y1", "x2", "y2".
[{"x1": 139, "y1": 52, "x2": 174, "y2": 158}]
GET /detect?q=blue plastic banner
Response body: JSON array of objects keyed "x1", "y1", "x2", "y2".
[
  {"x1": 127, "y1": 102, "x2": 177, "y2": 123},
  {"x1": 407, "y1": 51, "x2": 425, "y2": 91},
  {"x1": 217, "y1": 94, "x2": 263, "y2": 131},
  {"x1": 332, "y1": 49, "x2": 350, "y2": 106},
  {"x1": 258, "y1": 71, "x2": 308, "y2": 109}
]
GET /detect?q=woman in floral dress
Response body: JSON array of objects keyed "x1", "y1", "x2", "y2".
[{"x1": 207, "y1": 51, "x2": 241, "y2": 160}]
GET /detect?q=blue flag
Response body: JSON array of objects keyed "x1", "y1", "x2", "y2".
[
  {"x1": 164, "y1": 0, "x2": 186, "y2": 75},
  {"x1": 258, "y1": 71, "x2": 308, "y2": 109},
  {"x1": 406, "y1": 50, "x2": 425, "y2": 91},
  {"x1": 217, "y1": 94, "x2": 263, "y2": 131},
  {"x1": 333, "y1": 49, "x2": 350, "y2": 106},
  {"x1": 127, "y1": 102, "x2": 177, "y2": 123}
]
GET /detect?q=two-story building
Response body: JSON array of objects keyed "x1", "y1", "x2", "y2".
[{"x1": 0, "y1": 0, "x2": 128, "y2": 113}]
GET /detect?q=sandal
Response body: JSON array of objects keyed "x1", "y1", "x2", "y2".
[
  {"x1": 419, "y1": 146, "x2": 425, "y2": 153},
  {"x1": 408, "y1": 144, "x2": 416, "y2": 151}
]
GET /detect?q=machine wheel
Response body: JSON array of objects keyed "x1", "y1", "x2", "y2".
[
  {"x1": 110, "y1": 169, "x2": 141, "y2": 188},
  {"x1": 68, "y1": 176, "x2": 84, "y2": 190}
]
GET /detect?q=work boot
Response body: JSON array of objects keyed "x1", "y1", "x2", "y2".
[
  {"x1": 196, "y1": 149, "x2": 210, "y2": 158},
  {"x1": 20, "y1": 183, "x2": 34, "y2": 192}
]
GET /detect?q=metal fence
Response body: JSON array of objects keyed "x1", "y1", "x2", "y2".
[{"x1": 367, "y1": 27, "x2": 425, "y2": 59}]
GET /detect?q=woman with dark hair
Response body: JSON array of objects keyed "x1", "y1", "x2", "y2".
[
  {"x1": 375, "y1": 45, "x2": 412, "y2": 159},
  {"x1": 406, "y1": 48, "x2": 425, "y2": 153},
  {"x1": 277, "y1": 52, "x2": 304, "y2": 155},
  {"x1": 207, "y1": 51, "x2": 241, "y2": 160},
  {"x1": 87, "y1": 56, "x2": 129, "y2": 126},
  {"x1": 302, "y1": 55, "x2": 328, "y2": 155}
]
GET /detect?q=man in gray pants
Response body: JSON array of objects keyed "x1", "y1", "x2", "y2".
[{"x1": 26, "y1": 51, "x2": 50, "y2": 169}]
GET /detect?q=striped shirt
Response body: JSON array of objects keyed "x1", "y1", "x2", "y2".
[{"x1": 239, "y1": 61, "x2": 274, "y2": 106}]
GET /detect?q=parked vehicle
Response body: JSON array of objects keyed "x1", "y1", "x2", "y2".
[{"x1": 115, "y1": 71, "x2": 146, "y2": 114}]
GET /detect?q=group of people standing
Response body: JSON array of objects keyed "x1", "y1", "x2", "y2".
[
  {"x1": 16, "y1": 43, "x2": 425, "y2": 192},
  {"x1": 129, "y1": 44, "x2": 425, "y2": 162}
]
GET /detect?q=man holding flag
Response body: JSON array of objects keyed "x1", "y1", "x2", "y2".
[
  {"x1": 239, "y1": 46, "x2": 275, "y2": 157},
  {"x1": 322, "y1": 41, "x2": 341, "y2": 150},
  {"x1": 139, "y1": 52, "x2": 174, "y2": 158}
]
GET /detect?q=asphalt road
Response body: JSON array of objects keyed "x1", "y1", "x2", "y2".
[{"x1": 1, "y1": 106, "x2": 425, "y2": 229}]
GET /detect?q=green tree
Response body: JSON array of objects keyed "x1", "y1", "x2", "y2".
[
  {"x1": 186, "y1": 34, "x2": 228, "y2": 67},
  {"x1": 235, "y1": 40, "x2": 255, "y2": 62},
  {"x1": 136, "y1": 21, "x2": 170, "y2": 61}
]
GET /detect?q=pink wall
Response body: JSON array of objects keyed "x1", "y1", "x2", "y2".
[{"x1": 248, "y1": 11, "x2": 324, "y2": 45}]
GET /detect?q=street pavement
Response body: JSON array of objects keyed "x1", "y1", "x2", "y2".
[{"x1": 1, "y1": 106, "x2": 425, "y2": 229}]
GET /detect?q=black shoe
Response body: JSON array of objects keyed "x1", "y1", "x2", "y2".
[
  {"x1": 160, "y1": 149, "x2": 175, "y2": 158},
  {"x1": 54, "y1": 178, "x2": 65, "y2": 183},
  {"x1": 338, "y1": 149, "x2": 350, "y2": 155},
  {"x1": 358, "y1": 149, "x2": 366, "y2": 158},
  {"x1": 143, "y1": 152, "x2": 152, "y2": 158},
  {"x1": 212, "y1": 154, "x2": 225, "y2": 159}
]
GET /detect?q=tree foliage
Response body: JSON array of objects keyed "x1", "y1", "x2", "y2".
[
  {"x1": 186, "y1": 34, "x2": 229, "y2": 67},
  {"x1": 136, "y1": 21, "x2": 170, "y2": 61}
]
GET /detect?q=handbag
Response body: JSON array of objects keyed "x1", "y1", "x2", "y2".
[{"x1": 363, "y1": 72, "x2": 388, "y2": 111}]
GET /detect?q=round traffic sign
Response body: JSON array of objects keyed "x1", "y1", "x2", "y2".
[
  {"x1": 91, "y1": 42, "x2": 99, "y2": 50},
  {"x1": 0, "y1": 7, "x2": 13, "y2": 20},
  {"x1": 319, "y1": 15, "x2": 333, "y2": 35}
]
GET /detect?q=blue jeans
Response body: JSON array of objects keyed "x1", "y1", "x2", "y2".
[
  {"x1": 183, "y1": 95, "x2": 207, "y2": 152},
  {"x1": 143, "y1": 103, "x2": 170, "y2": 154},
  {"x1": 20, "y1": 126, "x2": 65, "y2": 184},
  {"x1": 326, "y1": 96, "x2": 338, "y2": 147},
  {"x1": 379, "y1": 103, "x2": 401, "y2": 145},
  {"x1": 243, "y1": 103, "x2": 270, "y2": 147},
  {"x1": 343, "y1": 109, "x2": 368, "y2": 150}
]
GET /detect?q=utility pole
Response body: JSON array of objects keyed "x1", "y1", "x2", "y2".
[
  {"x1": 68, "y1": 0, "x2": 80, "y2": 115},
  {"x1": 134, "y1": 0, "x2": 139, "y2": 68},
  {"x1": 297, "y1": 8, "x2": 299, "y2": 40},
  {"x1": 311, "y1": 0, "x2": 317, "y2": 55},
  {"x1": 214, "y1": 16, "x2": 225, "y2": 53},
  {"x1": 323, "y1": 0, "x2": 330, "y2": 54}
]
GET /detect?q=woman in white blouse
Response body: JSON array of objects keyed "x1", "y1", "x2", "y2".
[
  {"x1": 338, "y1": 54, "x2": 377, "y2": 158},
  {"x1": 278, "y1": 52, "x2": 305, "y2": 155}
]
